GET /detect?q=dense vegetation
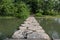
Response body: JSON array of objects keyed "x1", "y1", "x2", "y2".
[
  {"x1": 0, "y1": 0, "x2": 60, "y2": 18},
  {"x1": 0, "y1": 0, "x2": 30, "y2": 19},
  {"x1": 0, "y1": 0, "x2": 60, "y2": 17}
]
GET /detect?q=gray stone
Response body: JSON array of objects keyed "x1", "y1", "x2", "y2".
[
  {"x1": 12, "y1": 16, "x2": 51, "y2": 40},
  {"x1": 12, "y1": 30, "x2": 24, "y2": 38},
  {"x1": 19, "y1": 27, "x2": 27, "y2": 30},
  {"x1": 27, "y1": 32, "x2": 41, "y2": 38},
  {"x1": 36, "y1": 29, "x2": 45, "y2": 33}
]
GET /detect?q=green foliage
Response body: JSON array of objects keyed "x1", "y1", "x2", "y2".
[
  {"x1": 47, "y1": 10, "x2": 59, "y2": 16},
  {"x1": 36, "y1": 0, "x2": 60, "y2": 16},
  {"x1": 36, "y1": 9, "x2": 43, "y2": 14},
  {"x1": 0, "y1": 0, "x2": 16, "y2": 16},
  {"x1": 36, "y1": 13, "x2": 42, "y2": 17},
  {"x1": 0, "y1": 0, "x2": 30, "y2": 18},
  {"x1": 36, "y1": 9, "x2": 43, "y2": 17},
  {"x1": 15, "y1": 1, "x2": 30, "y2": 19},
  {"x1": 0, "y1": 0, "x2": 60, "y2": 17}
]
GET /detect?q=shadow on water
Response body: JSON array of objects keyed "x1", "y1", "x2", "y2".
[
  {"x1": 36, "y1": 18, "x2": 60, "y2": 40},
  {"x1": 49, "y1": 30, "x2": 60, "y2": 40}
]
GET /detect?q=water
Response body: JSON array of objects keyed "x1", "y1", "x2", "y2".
[
  {"x1": 0, "y1": 18, "x2": 25, "y2": 40},
  {"x1": 36, "y1": 18, "x2": 60, "y2": 39}
]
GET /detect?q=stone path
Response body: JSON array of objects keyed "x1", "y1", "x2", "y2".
[{"x1": 12, "y1": 16, "x2": 51, "y2": 40}]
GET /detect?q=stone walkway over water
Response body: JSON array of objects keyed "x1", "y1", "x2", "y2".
[{"x1": 12, "y1": 16, "x2": 51, "y2": 40}]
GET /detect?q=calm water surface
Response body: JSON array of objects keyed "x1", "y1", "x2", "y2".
[{"x1": 36, "y1": 18, "x2": 60, "y2": 39}]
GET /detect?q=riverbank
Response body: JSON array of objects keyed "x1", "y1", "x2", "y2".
[{"x1": 35, "y1": 15, "x2": 60, "y2": 18}]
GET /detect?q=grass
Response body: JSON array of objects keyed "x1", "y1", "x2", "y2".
[
  {"x1": 0, "y1": 17, "x2": 25, "y2": 39},
  {"x1": 35, "y1": 15, "x2": 60, "y2": 18}
]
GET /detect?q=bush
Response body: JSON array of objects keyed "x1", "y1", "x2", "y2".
[
  {"x1": 47, "y1": 10, "x2": 59, "y2": 16},
  {"x1": 36, "y1": 9, "x2": 43, "y2": 14},
  {"x1": 35, "y1": 13, "x2": 42, "y2": 17},
  {"x1": 35, "y1": 9, "x2": 43, "y2": 17},
  {"x1": 0, "y1": 0, "x2": 16, "y2": 16},
  {"x1": 15, "y1": 1, "x2": 30, "y2": 19},
  {"x1": 0, "y1": 0, "x2": 30, "y2": 18}
]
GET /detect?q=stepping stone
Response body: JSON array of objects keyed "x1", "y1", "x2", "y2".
[
  {"x1": 21, "y1": 24, "x2": 29, "y2": 27},
  {"x1": 12, "y1": 30, "x2": 24, "y2": 39},
  {"x1": 28, "y1": 26, "x2": 42, "y2": 30},
  {"x1": 38, "y1": 33, "x2": 51, "y2": 40},
  {"x1": 12, "y1": 16, "x2": 51, "y2": 40},
  {"x1": 36, "y1": 29, "x2": 45, "y2": 33},
  {"x1": 19, "y1": 27, "x2": 27, "y2": 30},
  {"x1": 27, "y1": 32, "x2": 42, "y2": 38},
  {"x1": 24, "y1": 21, "x2": 31, "y2": 24}
]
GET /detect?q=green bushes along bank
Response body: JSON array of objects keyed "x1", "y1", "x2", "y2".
[{"x1": 0, "y1": 0, "x2": 60, "y2": 17}]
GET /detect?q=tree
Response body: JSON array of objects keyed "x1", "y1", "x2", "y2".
[
  {"x1": 21, "y1": 0, "x2": 37, "y2": 14},
  {"x1": 0, "y1": 0, "x2": 16, "y2": 16},
  {"x1": 36, "y1": 0, "x2": 59, "y2": 15},
  {"x1": 15, "y1": 1, "x2": 30, "y2": 18}
]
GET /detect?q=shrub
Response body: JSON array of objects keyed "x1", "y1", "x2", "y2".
[
  {"x1": 0, "y1": 0, "x2": 16, "y2": 16},
  {"x1": 35, "y1": 9, "x2": 43, "y2": 17},
  {"x1": 35, "y1": 13, "x2": 42, "y2": 17},
  {"x1": 47, "y1": 10, "x2": 59, "y2": 16},
  {"x1": 36, "y1": 9, "x2": 43, "y2": 14},
  {"x1": 15, "y1": 1, "x2": 30, "y2": 19}
]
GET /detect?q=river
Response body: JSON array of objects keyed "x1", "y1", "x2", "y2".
[{"x1": 36, "y1": 18, "x2": 60, "y2": 39}]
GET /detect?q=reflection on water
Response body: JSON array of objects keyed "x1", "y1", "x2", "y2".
[
  {"x1": 49, "y1": 30, "x2": 60, "y2": 39},
  {"x1": 36, "y1": 18, "x2": 60, "y2": 39},
  {"x1": 52, "y1": 31, "x2": 59, "y2": 39}
]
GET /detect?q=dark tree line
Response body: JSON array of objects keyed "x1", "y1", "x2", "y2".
[{"x1": 0, "y1": 0, "x2": 60, "y2": 18}]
